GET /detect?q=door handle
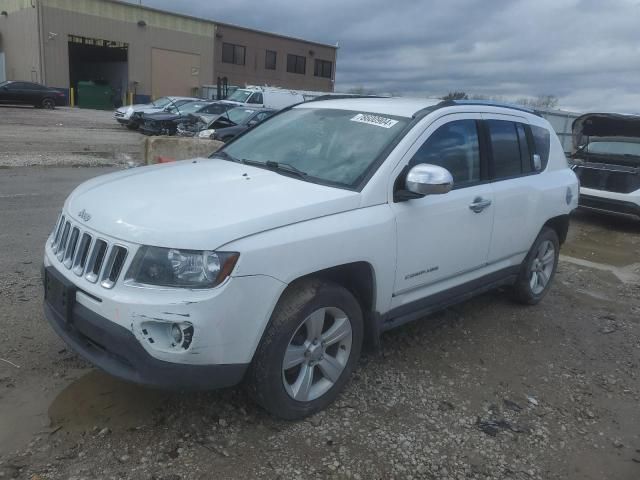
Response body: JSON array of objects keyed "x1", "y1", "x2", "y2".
[{"x1": 469, "y1": 197, "x2": 492, "y2": 213}]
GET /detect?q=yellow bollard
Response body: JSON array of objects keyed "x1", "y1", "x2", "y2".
[
  {"x1": 69, "y1": 87, "x2": 75, "y2": 107},
  {"x1": 128, "y1": 91, "x2": 134, "y2": 105}
]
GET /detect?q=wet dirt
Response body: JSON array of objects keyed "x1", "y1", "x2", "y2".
[
  {"x1": 1, "y1": 167, "x2": 639, "y2": 478},
  {"x1": 564, "y1": 210, "x2": 640, "y2": 267},
  {"x1": 47, "y1": 371, "x2": 172, "y2": 433}
]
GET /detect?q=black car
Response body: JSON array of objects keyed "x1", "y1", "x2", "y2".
[
  {"x1": 139, "y1": 101, "x2": 234, "y2": 136},
  {"x1": 200, "y1": 107, "x2": 275, "y2": 142},
  {"x1": 0, "y1": 81, "x2": 66, "y2": 109}
]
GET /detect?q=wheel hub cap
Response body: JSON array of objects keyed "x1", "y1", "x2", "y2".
[{"x1": 307, "y1": 343, "x2": 323, "y2": 363}]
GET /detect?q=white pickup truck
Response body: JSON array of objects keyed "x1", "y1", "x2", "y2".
[{"x1": 44, "y1": 97, "x2": 578, "y2": 419}]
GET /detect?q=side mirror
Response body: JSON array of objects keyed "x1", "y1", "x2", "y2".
[
  {"x1": 247, "y1": 120, "x2": 258, "y2": 127},
  {"x1": 405, "y1": 164, "x2": 454, "y2": 196}
]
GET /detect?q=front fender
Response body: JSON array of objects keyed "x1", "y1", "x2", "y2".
[{"x1": 221, "y1": 205, "x2": 397, "y2": 314}]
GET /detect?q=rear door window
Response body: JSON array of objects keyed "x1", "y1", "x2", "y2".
[
  {"x1": 516, "y1": 123, "x2": 533, "y2": 173},
  {"x1": 487, "y1": 120, "x2": 522, "y2": 179}
]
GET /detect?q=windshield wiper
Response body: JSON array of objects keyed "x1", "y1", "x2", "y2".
[
  {"x1": 240, "y1": 159, "x2": 308, "y2": 179},
  {"x1": 265, "y1": 161, "x2": 307, "y2": 177}
]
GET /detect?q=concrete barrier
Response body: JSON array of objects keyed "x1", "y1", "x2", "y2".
[{"x1": 143, "y1": 137, "x2": 225, "y2": 165}]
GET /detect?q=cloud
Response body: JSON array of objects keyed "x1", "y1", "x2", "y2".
[{"x1": 131, "y1": 0, "x2": 640, "y2": 112}]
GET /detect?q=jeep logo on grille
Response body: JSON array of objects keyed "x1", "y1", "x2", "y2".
[{"x1": 78, "y1": 209, "x2": 92, "y2": 222}]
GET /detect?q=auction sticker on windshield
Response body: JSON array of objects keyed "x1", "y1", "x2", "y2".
[{"x1": 350, "y1": 113, "x2": 399, "y2": 129}]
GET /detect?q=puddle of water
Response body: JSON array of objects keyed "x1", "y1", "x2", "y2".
[
  {"x1": 565, "y1": 211, "x2": 640, "y2": 267},
  {"x1": 48, "y1": 370, "x2": 171, "y2": 432}
]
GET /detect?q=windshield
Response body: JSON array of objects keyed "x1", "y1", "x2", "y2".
[
  {"x1": 224, "y1": 108, "x2": 257, "y2": 125},
  {"x1": 152, "y1": 97, "x2": 173, "y2": 108},
  {"x1": 226, "y1": 89, "x2": 253, "y2": 103},
  {"x1": 167, "y1": 102, "x2": 210, "y2": 114},
  {"x1": 222, "y1": 108, "x2": 410, "y2": 188},
  {"x1": 586, "y1": 141, "x2": 640, "y2": 157},
  {"x1": 0, "y1": 81, "x2": 10, "y2": 88}
]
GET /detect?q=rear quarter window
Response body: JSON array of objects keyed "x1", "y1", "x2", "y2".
[{"x1": 531, "y1": 125, "x2": 551, "y2": 169}]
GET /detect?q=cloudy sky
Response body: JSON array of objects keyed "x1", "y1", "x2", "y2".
[{"x1": 133, "y1": 0, "x2": 640, "y2": 113}]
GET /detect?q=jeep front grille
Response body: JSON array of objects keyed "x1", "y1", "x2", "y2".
[{"x1": 51, "y1": 217, "x2": 128, "y2": 289}]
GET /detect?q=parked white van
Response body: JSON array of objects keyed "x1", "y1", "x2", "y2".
[
  {"x1": 221, "y1": 86, "x2": 304, "y2": 109},
  {"x1": 44, "y1": 97, "x2": 578, "y2": 419}
]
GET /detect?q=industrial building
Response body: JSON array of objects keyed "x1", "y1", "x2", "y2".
[{"x1": 0, "y1": 0, "x2": 337, "y2": 106}]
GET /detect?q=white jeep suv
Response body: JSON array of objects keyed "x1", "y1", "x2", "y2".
[{"x1": 44, "y1": 98, "x2": 578, "y2": 419}]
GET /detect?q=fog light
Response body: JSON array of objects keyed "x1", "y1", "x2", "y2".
[{"x1": 170, "y1": 323, "x2": 183, "y2": 345}]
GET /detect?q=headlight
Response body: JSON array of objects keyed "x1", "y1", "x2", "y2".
[
  {"x1": 197, "y1": 129, "x2": 215, "y2": 138},
  {"x1": 125, "y1": 246, "x2": 239, "y2": 289}
]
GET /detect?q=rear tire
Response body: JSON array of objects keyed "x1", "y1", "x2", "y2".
[
  {"x1": 246, "y1": 279, "x2": 363, "y2": 420},
  {"x1": 511, "y1": 227, "x2": 560, "y2": 305},
  {"x1": 126, "y1": 123, "x2": 138, "y2": 130}
]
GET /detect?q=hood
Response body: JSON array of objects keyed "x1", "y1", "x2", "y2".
[
  {"x1": 142, "y1": 112, "x2": 181, "y2": 121},
  {"x1": 572, "y1": 113, "x2": 640, "y2": 166},
  {"x1": 64, "y1": 159, "x2": 360, "y2": 250},
  {"x1": 199, "y1": 113, "x2": 223, "y2": 126},
  {"x1": 117, "y1": 103, "x2": 152, "y2": 113}
]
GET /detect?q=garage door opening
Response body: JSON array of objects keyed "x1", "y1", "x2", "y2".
[{"x1": 68, "y1": 35, "x2": 128, "y2": 109}]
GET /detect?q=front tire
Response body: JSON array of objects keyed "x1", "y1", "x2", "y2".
[
  {"x1": 41, "y1": 98, "x2": 55, "y2": 109},
  {"x1": 511, "y1": 227, "x2": 560, "y2": 305},
  {"x1": 247, "y1": 279, "x2": 363, "y2": 420}
]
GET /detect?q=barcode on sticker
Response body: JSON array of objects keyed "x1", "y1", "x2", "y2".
[{"x1": 350, "y1": 113, "x2": 399, "y2": 129}]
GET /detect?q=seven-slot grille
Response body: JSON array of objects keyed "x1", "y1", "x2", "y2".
[{"x1": 50, "y1": 215, "x2": 128, "y2": 289}]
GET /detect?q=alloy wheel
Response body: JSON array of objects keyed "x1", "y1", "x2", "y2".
[
  {"x1": 282, "y1": 307, "x2": 352, "y2": 402},
  {"x1": 529, "y1": 239, "x2": 555, "y2": 295}
]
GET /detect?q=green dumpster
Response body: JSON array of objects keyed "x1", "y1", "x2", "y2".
[{"x1": 77, "y1": 81, "x2": 115, "y2": 110}]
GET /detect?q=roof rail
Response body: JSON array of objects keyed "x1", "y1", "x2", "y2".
[
  {"x1": 411, "y1": 99, "x2": 542, "y2": 120},
  {"x1": 441, "y1": 99, "x2": 541, "y2": 116},
  {"x1": 306, "y1": 94, "x2": 388, "y2": 102}
]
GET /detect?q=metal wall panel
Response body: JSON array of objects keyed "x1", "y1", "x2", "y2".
[
  {"x1": 41, "y1": 0, "x2": 214, "y2": 36},
  {"x1": 0, "y1": 6, "x2": 41, "y2": 82},
  {"x1": 39, "y1": 5, "x2": 215, "y2": 97}
]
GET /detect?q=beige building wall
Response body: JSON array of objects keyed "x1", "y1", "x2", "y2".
[
  {"x1": 38, "y1": 0, "x2": 215, "y2": 99},
  {"x1": 0, "y1": 2, "x2": 42, "y2": 82},
  {"x1": 214, "y1": 24, "x2": 336, "y2": 92},
  {"x1": 0, "y1": 0, "x2": 338, "y2": 99},
  {"x1": 151, "y1": 48, "x2": 201, "y2": 98}
]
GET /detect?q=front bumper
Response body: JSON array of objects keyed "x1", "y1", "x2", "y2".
[{"x1": 44, "y1": 294, "x2": 248, "y2": 390}]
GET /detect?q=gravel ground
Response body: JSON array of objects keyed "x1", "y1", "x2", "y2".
[
  {"x1": 0, "y1": 106, "x2": 142, "y2": 167},
  {"x1": 0, "y1": 135, "x2": 639, "y2": 478}
]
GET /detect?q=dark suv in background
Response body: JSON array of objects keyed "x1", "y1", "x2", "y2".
[{"x1": 0, "y1": 81, "x2": 66, "y2": 109}]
